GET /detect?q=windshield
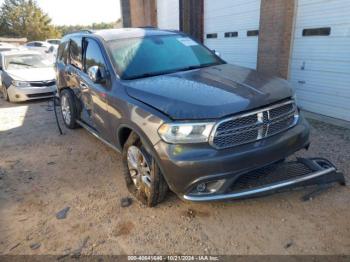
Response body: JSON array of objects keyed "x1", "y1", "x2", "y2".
[
  {"x1": 4, "y1": 54, "x2": 53, "y2": 70},
  {"x1": 108, "y1": 34, "x2": 224, "y2": 80},
  {"x1": 47, "y1": 40, "x2": 60, "y2": 45}
]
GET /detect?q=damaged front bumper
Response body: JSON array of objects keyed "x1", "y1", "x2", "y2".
[{"x1": 183, "y1": 158, "x2": 346, "y2": 202}]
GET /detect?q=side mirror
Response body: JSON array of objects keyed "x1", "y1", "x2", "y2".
[
  {"x1": 214, "y1": 50, "x2": 221, "y2": 57},
  {"x1": 87, "y1": 65, "x2": 107, "y2": 83}
]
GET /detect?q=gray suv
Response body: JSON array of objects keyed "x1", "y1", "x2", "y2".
[{"x1": 56, "y1": 28, "x2": 312, "y2": 206}]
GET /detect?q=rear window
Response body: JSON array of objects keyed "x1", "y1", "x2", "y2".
[{"x1": 48, "y1": 40, "x2": 60, "y2": 45}]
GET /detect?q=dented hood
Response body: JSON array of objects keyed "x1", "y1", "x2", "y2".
[{"x1": 124, "y1": 64, "x2": 293, "y2": 120}]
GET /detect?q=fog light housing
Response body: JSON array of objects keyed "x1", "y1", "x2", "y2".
[
  {"x1": 206, "y1": 180, "x2": 226, "y2": 193},
  {"x1": 196, "y1": 183, "x2": 206, "y2": 192},
  {"x1": 193, "y1": 179, "x2": 226, "y2": 194}
]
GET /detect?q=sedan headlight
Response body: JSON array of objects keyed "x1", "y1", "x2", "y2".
[
  {"x1": 12, "y1": 80, "x2": 31, "y2": 88},
  {"x1": 158, "y1": 122, "x2": 215, "y2": 144}
]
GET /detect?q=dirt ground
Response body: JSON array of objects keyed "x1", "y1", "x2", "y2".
[{"x1": 0, "y1": 99, "x2": 349, "y2": 256}]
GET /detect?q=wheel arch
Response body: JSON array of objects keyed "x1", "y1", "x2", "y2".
[
  {"x1": 117, "y1": 123, "x2": 170, "y2": 178},
  {"x1": 116, "y1": 124, "x2": 161, "y2": 164},
  {"x1": 117, "y1": 125, "x2": 133, "y2": 149}
]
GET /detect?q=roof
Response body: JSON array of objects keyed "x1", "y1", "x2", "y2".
[
  {"x1": 0, "y1": 50, "x2": 41, "y2": 57},
  {"x1": 26, "y1": 41, "x2": 51, "y2": 46},
  {"x1": 0, "y1": 43, "x2": 16, "y2": 48},
  {"x1": 90, "y1": 28, "x2": 180, "y2": 41}
]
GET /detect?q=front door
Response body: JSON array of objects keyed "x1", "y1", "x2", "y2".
[{"x1": 79, "y1": 38, "x2": 109, "y2": 138}]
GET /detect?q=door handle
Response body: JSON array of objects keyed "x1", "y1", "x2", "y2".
[{"x1": 80, "y1": 82, "x2": 88, "y2": 90}]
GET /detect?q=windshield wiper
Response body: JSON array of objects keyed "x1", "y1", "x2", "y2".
[
  {"x1": 124, "y1": 69, "x2": 185, "y2": 80},
  {"x1": 123, "y1": 62, "x2": 222, "y2": 80},
  {"x1": 170, "y1": 62, "x2": 222, "y2": 74}
]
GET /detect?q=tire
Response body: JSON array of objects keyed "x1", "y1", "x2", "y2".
[
  {"x1": 60, "y1": 89, "x2": 79, "y2": 129},
  {"x1": 122, "y1": 132, "x2": 168, "y2": 207}
]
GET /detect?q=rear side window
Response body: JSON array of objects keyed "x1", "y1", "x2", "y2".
[
  {"x1": 83, "y1": 38, "x2": 106, "y2": 71},
  {"x1": 69, "y1": 36, "x2": 83, "y2": 69}
]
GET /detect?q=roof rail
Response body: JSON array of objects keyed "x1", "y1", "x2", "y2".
[
  {"x1": 64, "y1": 30, "x2": 94, "y2": 36},
  {"x1": 138, "y1": 26, "x2": 157, "y2": 29}
]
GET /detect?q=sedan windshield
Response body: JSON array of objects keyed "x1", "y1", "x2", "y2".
[
  {"x1": 108, "y1": 35, "x2": 224, "y2": 80},
  {"x1": 4, "y1": 54, "x2": 53, "y2": 70}
]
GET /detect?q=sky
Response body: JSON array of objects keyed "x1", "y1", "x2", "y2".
[{"x1": 0, "y1": 0, "x2": 121, "y2": 26}]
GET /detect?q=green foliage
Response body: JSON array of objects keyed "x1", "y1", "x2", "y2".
[
  {"x1": 0, "y1": 0, "x2": 61, "y2": 41},
  {"x1": 0, "y1": 0, "x2": 121, "y2": 41},
  {"x1": 56, "y1": 20, "x2": 122, "y2": 36}
]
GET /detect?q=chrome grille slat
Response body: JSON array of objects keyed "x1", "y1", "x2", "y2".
[
  {"x1": 216, "y1": 123, "x2": 264, "y2": 136},
  {"x1": 29, "y1": 81, "x2": 56, "y2": 87},
  {"x1": 210, "y1": 100, "x2": 298, "y2": 149}
]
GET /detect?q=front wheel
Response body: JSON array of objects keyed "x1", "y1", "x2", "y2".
[{"x1": 122, "y1": 132, "x2": 168, "y2": 207}]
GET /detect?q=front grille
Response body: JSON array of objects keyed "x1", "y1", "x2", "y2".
[
  {"x1": 27, "y1": 92, "x2": 54, "y2": 98},
  {"x1": 29, "y1": 81, "x2": 56, "y2": 87},
  {"x1": 230, "y1": 161, "x2": 314, "y2": 192},
  {"x1": 211, "y1": 100, "x2": 298, "y2": 149}
]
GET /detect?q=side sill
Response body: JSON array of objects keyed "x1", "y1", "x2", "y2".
[{"x1": 76, "y1": 120, "x2": 121, "y2": 154}]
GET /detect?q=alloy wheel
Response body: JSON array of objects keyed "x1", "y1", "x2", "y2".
[
  {"x1": 127, "y1": 146, "x2": 152, "y2": 193},
  {"x1": 61, "y1": 95, "x2": 71, "y2": 125}
]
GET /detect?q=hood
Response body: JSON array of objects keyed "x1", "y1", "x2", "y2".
[
  {"x1": 124, "y1": 64, "x2": 293, "y2": 120},
  {"x1": 6, "y1": 67, "x2": 55, "y2": 82}
]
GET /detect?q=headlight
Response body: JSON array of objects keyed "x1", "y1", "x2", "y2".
[
  {"x1": 12, "y1": 80, "x2": 31, "y2": 88},
  {"x1": 158, "y1": 122, "x2": 215, "y2": 144},
  {"x1": 292, "y1": 93, "x2": 298, "y2": 103}
]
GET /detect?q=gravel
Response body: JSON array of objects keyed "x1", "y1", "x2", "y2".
[{"x1": 0, "y1": 100, "x2": 349, "y2": 255}]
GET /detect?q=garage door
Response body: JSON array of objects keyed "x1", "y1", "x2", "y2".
[
  {"x1": 290, "y1": 0, "x2": 350, "y2": 121},
  {"x1": 204, "y1": 0, "x2": 261, "y2": 69},
  {"x1": 157, "y1": 0, "x2": 179, "y2": 30}
]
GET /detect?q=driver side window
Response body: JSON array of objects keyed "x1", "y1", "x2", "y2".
[{"x1": 84, "y1": 38, "x2": 106, "y2": 72}]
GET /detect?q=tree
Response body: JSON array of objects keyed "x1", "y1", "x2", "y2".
[
  {"x1": 56, "y1": 19, "x2": 122, "y2": 36},
  {"x1": 0, "y1": 0, "x2": 60, "y2": 41}
]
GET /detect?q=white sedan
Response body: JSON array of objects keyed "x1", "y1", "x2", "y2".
[{"x1": 0, "y1": 50, "x2": 56, "y2": 102}]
